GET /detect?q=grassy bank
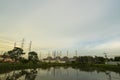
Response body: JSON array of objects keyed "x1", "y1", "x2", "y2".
[{"x1": 0, "y1": 62, "x2": 120, "y2": 74}]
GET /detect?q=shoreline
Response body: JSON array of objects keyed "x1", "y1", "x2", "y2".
[{"x1": 0, "y1": 62, "x2": 120, "y2": 74}]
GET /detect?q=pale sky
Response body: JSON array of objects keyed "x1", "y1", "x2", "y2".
[{"x1": 0, "y1": 0, "x2": 120, "y2": 57}]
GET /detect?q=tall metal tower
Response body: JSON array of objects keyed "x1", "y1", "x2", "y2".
[
  {"x1": 29, "y1": 41, "x2": 32, "y2": 52},
  {"x1": 60, "y1": 51, "x2": 62, "y2": 57},
  {"x1": 67, "y1": 50, "x2": 68, "y2": 57},
  {"x1": 14, "y1": 42, "x2": 16, "y2": 48},
  {"x1": 104, "y1": 52, "x2": 108, "y2": 64},
  {"x1": 53, "y1": 51, "x2": 56, "y2": 59},
  {"x1": 48, "y1": 51, "x2": 50, "y2": 57},
  {"x1": 21, "y1": 38, "x2": 25, "y2": 49},
  {"x1": 75, "y1": 50, "x2": 78, "y2": 57},
  {"x1": 39, "y1": 52, "x2": 41, "y2": 60}
]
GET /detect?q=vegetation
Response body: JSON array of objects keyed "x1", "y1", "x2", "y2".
[
  {"x1": 0, "y1": 47, "x2": 120, "y2": 74},
  {"x1": 28, "y1": 51, "x2": 39, "y2": 63},
  {"x1": 3, "y1": 47, "x2": 25, "y2": 62},
  {"x1": 114, "y1": 56, "x2": 120, "y2": 61},
  {"x1": 0, "y1": 62, "x2": 120, "y2": 74}
]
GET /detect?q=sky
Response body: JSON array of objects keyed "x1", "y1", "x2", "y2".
[{"x1": 0, "y1": 0, "x2": 120, "y2": 58}]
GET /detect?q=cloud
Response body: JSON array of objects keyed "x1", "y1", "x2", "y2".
[
  {"x1": 94, "y1": 40, "x2": 120, "y2": 50},
  {"x1": 0, "y1": 0, "x2": 120, "y2": 57}
]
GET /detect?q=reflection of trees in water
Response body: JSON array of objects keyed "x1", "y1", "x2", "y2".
[
  {"x1": 51, "y1": 67, "x2": 62, "y2": 78},
  {"x1": 105, "y1": 71, "x2": 112, "y2": 80},
  {"x1": 52, "y1": 67, "x2": 80, "y2": 80},
  {"x1": 105, "y1": 71, "x2": 120, "y2": 80},
  {"x1": 25, "y1": 69, "x2": 37, "y2": 80},
  {"x1": 4, "y1": 69, "x2": 37, "y2": 80},
  {"x1": 1, "y1": 67, "x2": 120, "y2": 80}
]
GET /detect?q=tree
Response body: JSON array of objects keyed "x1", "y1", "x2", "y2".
[
  {"x1": 5, "y1": 47, "x2": 25, "y2": 62},
  {"x1": 94, "y1": 56, "x2": 105, "y2": 64},
  {"x1": 77, "y1": 56, "x2": 94, "y2": 64},
  {"x1": 28, "y1": 51, "x2": 39, "y2": 62},
  {"x1": 19, "y1": 57, "x2": 29, "y2": 64},
  {"x1": 114, "y1": 56, "x2": 120, "y2": 61}
]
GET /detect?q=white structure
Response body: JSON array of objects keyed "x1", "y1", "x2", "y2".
[{"x1": 107, "y1": 61, "x2": 120, "y2": 65}]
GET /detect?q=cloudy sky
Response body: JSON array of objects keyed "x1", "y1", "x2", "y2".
[{"x1": 0, "y1": 0, "x2": 120, "y2": 57}]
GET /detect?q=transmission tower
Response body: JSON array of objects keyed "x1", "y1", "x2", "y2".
[
  {"x1": 39, "y1": 52, "x2": 41, "y2": 60},
  {"x1": 14, "y1": 42, "x2": 16, "y2": 48},
  {"x1": 104, "y1": 52, "x2": 108, "y2": 64},
  {"x1": 21, "y1": 38, "x2": 25, "y2": 49},
  {"x1": 29, "y1": 41, "x2": 32, "y2": 52},
  {"x1": 60, "y1": 51, "x2": 62, "y2": 57},
  {"x1": 75, "y1": 50, "x2": 78, "y2": 57},
  {"x1": 67, "y1": 50, "x2": 68, "y2": 57}
]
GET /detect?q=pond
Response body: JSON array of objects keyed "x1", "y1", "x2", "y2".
[{"x1": 0, "y1": 67, "x2": 120, "y2": 80}]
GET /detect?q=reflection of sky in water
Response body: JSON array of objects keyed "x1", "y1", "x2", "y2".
[
  {"x1": 36, "y1": 67, "x2": 120, "y2": 80},
  {"x1": 0, "y1": 67, "x2": 120, "y2": 80}
]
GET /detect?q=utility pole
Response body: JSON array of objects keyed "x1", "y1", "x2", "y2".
[
  {"x1": 104, "y1": 52, "x2": 108, "y2": 64},
  {"x1": 39, "y1": 52, "x2": 41, "y2": 60},
  {"x1": 53, "y1": 51, "x2": 56, "y2": 59},
  {"x1": 48, "y1": 51, "x2": 50, "y2": 57},
  {"x1": 57, "y1": 51, "x2": 58, "y2": 57},
  {"x1": 60, "y1": 51, "x2": 62, "y2": 57},
  {"x1": 67, "y1": 50, "x2": 68, "y2": 57},
  {"x1": 52, "y1": 51, "x2": 55, "y2": 59},
  {"x1": 14, "y1": 42, "x2": 16, "y2": 48},
  {"x1": 75, "y1": 50, "x2": 77, "y2": 57},
  {"x1": 21, "y1": 38, "x2": 25, "y2": 49},
  {"x1": 29, "y1": 41, "x2": 32, "y2": 52}
]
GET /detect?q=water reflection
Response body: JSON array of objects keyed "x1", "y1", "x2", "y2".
[
  {"x1": 0, "y1": 67, "x2": 120, "y2": 80},
  {"x1": 1, "y1": 69, "x2": 37, "y2": 80}
]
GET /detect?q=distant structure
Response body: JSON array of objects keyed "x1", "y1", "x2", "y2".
[
  {"x1": 48, "y1": 51, "x2": 50, "y2": 57},
  {"x1": 14, "y1": 42, "x2": 16, "y2": 48},
  {"x1": 39, "y1": 52, "x2": 41, "y2": 60},
  {"x1": 21, "y1": 38, "x2": 25, "y2": 49},
  {"x1": 75, "y1": 50, "x2": 78, "y2": 57},
  {"x1": 29, "y1": 41, "x2": 32, "y2": 52},
  {"x1": 52, "y1": 51, "x2": 56, "y2": 59},
  {"x1": 67, "y1": 50, "x2": 68, "y2": 57},
  {"x1": 60, "y1": 51, "x2": 62, "y2": 57},
  {"x1": 104, "y1": 52, "x2": 108, "y2": 64}
]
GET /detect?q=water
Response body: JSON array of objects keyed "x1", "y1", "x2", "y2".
[{"x1": 0, "y1": 67, "x2": 120, "y2": 80}]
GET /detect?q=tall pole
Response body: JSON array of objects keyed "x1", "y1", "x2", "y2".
[
  {"x1": 39, "y1": 52, "x2": 41, "y2": 60},
  {"x1": 57, "y1": 51, "x2": 58, "y2": 57},
  {"x1": 14, "y1": 42, "x2": 16, "y2": 48},
  {"x1": 75, "y1": 50, "x2": 77, "y2": 57},
  {"x1": 48, "y1": 51, "x2": 50, "y2": 57},
  {"x1": 21, "y1": 38, "x2": 25, "y2": 49},
  {"x1": 29, "y1": 41, "x2": 32, "y2": 52},
  {"x1": 104, "y1": 52, "x2": 108, "y2": 64},
  {"x1": 60, "y1": 51, "x2": 62, "y2": 57},
  {"x1": 54, "y1": 51, "x2": 56, "y2": 58},
  {"x1": 67, "y1": 50, "x2": 68, "y2": 57},
  {"x1": 52, "y1": 51, "x2": 55, "y2": 59}
]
